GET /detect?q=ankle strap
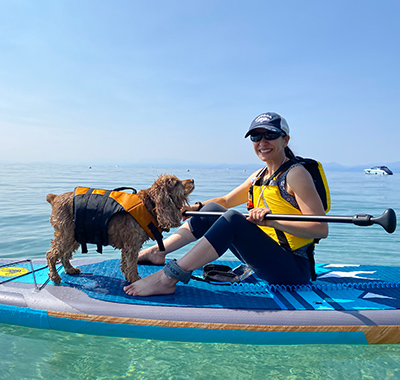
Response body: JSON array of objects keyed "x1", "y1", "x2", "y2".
[{"x1": 163, "y1": 259, "x2": 192, "y2": 284}]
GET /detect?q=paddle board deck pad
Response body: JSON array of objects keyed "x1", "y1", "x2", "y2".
[{"x1": 0, "y1": 258, "x2": 399, "y2": 345}]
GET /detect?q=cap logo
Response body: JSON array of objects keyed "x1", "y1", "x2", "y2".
[{"x1": 255, "y1": 114, "x2": 272, "y2": 124}]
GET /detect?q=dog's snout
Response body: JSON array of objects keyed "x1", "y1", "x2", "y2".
[{"x1": 183, "y1": 179, "x2": 195, "y2": 194}]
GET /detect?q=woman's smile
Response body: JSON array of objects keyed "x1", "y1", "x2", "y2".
[
  {"x1": 259, "y1": 147, "x2": 272, "y2": 154},
  {"x1": 255, "y1": 141, "x2": 276, "y2": 158}
]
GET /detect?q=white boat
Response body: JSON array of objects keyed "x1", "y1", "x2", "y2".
[{"x1": 364, "y1": 166, "x2": 393, "y2": 175}]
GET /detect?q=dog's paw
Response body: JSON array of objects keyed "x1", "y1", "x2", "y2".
[
  {"x1": 49, "y1": 273, "x2": 62, "y2": 284},
  {"x1": 125, "y1": 274, "x2": 141, "y2": 283},
  {"x1": 64, "y1": 267, "x2": 81, "y2": 275}
]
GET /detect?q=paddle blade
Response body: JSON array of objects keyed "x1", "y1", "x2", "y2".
[{"x1": 372, "y1": 208, "x2": 397, "y2": 234}]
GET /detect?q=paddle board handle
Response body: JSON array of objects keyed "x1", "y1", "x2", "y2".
[{"x1": 183, "y1": 208, "x2": 397, "y2": 234}]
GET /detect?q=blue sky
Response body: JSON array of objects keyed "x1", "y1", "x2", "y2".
[{"x1": 1, "y1": 0, "x2": 399, "y2": 166}]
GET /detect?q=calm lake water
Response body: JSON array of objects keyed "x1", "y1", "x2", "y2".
[{"x1": 0, "y1": 163, "x2": 399, "y2": 379}]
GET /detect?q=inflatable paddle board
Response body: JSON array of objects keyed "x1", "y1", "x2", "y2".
[{"x1": 0, "y1": 257, "x2": 399, "y2": 345}]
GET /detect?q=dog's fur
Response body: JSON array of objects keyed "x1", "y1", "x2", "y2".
[{"x1": 46, "y1": 174, "x2": 194, "y2": 284}]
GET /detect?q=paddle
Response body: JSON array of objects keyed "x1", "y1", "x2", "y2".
[{"x1": 183, "y1": 208, "x2": 397, "y2": 234}]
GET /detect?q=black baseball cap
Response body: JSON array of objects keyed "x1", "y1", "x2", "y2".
[{"x1": 245, "y1": 112, "x2": 290, "y2": 138}]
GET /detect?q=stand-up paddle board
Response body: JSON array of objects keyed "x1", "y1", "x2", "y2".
[{"x1": 0, "y1": 257, "x2": 399, "y2": 345}]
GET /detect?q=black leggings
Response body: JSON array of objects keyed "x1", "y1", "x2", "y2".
[{"x1": 188, "y1": 203, "x2": 311, "y2": 285}]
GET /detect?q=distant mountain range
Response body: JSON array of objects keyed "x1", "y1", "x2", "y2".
[{"x1": 132, "y1": 159, "x2": 400, "y2": 173}]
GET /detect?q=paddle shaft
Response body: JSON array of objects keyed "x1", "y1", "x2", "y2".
[{"x1": 183, "y1": 208, "x2": 397, "y2": 233}]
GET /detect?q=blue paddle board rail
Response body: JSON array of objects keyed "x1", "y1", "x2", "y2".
[{"x1": 0, "y1": 303, "x2": 369, "y2": 345}]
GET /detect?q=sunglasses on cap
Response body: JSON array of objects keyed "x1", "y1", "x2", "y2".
[{"x1": 250, "y1": 129, "x2": 286, "y2": 142}]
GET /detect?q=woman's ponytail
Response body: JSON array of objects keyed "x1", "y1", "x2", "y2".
[{"x1": 284, "y1": 146, "x2": 295, "y2": 159}]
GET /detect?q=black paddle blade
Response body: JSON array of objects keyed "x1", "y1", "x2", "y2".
[{"x1": 371, "y1": 208, "x2": 397, "y2": 234}]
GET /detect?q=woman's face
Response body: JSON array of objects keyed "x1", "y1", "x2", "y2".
[{"x1": 251, "y1": 128, "x2": 290, "y2": 163}]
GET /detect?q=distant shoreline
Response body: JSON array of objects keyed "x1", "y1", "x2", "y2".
[{"x1": 1, "y1": 160, "x2": 399, "y2": 173}]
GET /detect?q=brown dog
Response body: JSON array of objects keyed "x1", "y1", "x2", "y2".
[{"x1": 46, "y1": 174, "x2": 194, "y2": 284}]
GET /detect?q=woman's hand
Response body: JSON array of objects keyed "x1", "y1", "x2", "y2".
[
  {"x1": 181, "y1": 204, "x2": 202, "y2": 221},
  {"x1": 246, "y1": 207, "x2": 273, "y2": 227}
]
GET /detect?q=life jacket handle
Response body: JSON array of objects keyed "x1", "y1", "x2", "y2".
[{"x1": 112, "y1": 187, "x2": 137, "y2": 194}]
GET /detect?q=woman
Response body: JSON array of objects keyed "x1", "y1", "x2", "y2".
[{"x1": 124, "y1": 112, "x2": 328, "y2": 296}]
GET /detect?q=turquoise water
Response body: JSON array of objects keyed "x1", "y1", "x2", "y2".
[{"x1": 1, "y1": 163, "x2": 400, "y2": 379}]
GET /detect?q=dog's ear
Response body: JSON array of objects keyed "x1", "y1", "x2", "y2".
[{"x1": 151, "y1": 175, "x2": 184, "y2": 229}]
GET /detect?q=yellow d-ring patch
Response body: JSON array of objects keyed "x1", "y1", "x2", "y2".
[{"x1": 0, "y1": 267, "x2": 29, "y2": 277}]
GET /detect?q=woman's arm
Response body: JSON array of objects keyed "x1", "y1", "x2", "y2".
[
  {"x1": 183, "y1": 170, "x2": 260, "y2": 213},
  {"x1": 247, "y1": 166, "x2": 329, "y2": 239}
]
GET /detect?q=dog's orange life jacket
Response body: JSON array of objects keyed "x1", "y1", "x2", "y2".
[{"x1": 73, "y1": 187, "x2": 165, "y2": 254}]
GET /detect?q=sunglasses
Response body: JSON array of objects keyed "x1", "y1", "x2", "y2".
[{"x1": 250, "y1": 130, "x2": 286, "y2": 142}]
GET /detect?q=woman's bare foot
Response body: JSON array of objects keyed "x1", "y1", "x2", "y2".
[
  {"x1": 137, "y1": 245, "x2": 166, "y2": 265},
  {"x1": 124, "y1": 270, "x2": 177, "y2": 296}
]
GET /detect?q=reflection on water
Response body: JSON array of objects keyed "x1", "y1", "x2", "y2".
[{"x1": 1, "y1": 323, "x2": 400, "y2": 380}]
